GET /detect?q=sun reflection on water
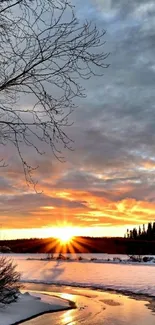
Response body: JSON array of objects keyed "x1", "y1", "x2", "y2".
[{"x1": 62, "y1": 309, "x2": 74, "y2": 324}]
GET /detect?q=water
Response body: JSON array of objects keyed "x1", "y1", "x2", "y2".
[{"x1": 20, "y1": 284, "x2": 155, "y2": 325}]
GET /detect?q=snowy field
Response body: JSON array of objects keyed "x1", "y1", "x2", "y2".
[{"x1": 3, "y1": 253, "x2": 155, "y2": 297}]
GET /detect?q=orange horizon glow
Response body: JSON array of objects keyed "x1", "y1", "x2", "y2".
[
  {"x1": 0, "y1": 224, "x2": 141, "y2": 240},
  {"x1": 1, "y1": 177, "x2": 155, "y2": 240},
  {"x1": 1, "y1": 189, "x2": 154, "y2": 233}
]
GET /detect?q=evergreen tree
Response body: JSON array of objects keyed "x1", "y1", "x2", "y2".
[
  {"x1": 127, "y1": 221, "x2": 155, "y2": 241},
  {"x1": 147, "y1": 222, "x2": 152, "y2": 240},
  {"x1": 133, "y1": 228, "x2": 138, "y2": 239},
  {"x1": 130, "y1": 230, "x2": 133, "y2": 239},
  {"x1": 142, "y1": 224, "x2": 146, "y2": 238},
  {"x1": 126, "y1": 229, "x2": 130, "y2": 238},
  {"x1": 153, "y1": 222, "x2": 155, "y2": 239}
]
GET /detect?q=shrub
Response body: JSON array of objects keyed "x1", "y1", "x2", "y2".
[
  {"x1": 0, "y1": 257, "x2": 21, "y2": 305},
  {"x1": 128, "y1": 255, "x2": 143, "y2": 262}
]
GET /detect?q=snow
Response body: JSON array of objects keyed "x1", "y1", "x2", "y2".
[
  {"x1": 1, "y1": 252, "x2": 155, "y2": 325},
  {"x1": 4, "y1": 253, "x2": 155, "y2": 297},
  {"x1": 0, "y1": 289, "x2": 70, "y2": 325},
  {"x1": 0, "y1": 253, "x2": 130, "y2": 261}
]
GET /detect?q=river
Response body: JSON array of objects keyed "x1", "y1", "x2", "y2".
[{"x1": 19, "y1": 283, "x2": 155, "y2": 325}]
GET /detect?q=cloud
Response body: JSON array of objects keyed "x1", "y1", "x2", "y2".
[{"x1": 1, "y1": 0, "x2": 155, "y2": 235}]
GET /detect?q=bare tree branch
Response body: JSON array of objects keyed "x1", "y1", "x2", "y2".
[{"x1": 0, "y1": 0, "x2": 109, "y2": 186}]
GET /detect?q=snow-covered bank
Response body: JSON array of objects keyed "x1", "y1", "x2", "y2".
[
  {"x1": 0, "y1": 291, "x2": 71, "y2": 325},
  {"x1": 2, "y1": 253, "x2": 155, "y2": 265},
  {"x1": 8, "y1": 256, "x2": 155, "y2": 297},
  {"x1": 2, "y1": 254, "x2": 155, "y2": 298},
  {"x1": 26, "y1": 256, "x2": 155, "y2": 266}
]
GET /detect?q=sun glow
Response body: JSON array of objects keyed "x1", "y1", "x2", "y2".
[{"x1": 54, "y1": 227, "x2": 74, "y2": 244}]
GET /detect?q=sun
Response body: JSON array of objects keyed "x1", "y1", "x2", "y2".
[
  {"x1": 59, "y1": 233, "x2": 73, "y2": 244},
  {"x1": 54, "y1": 227, "x2": 74, "y2": 244}
]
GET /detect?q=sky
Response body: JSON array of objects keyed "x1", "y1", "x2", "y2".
[{"x1": 1, "y1": 0, "x2": 155, "y2": 239}]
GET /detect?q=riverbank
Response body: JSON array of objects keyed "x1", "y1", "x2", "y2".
[
  {"x1": 0, "y1": 291, "x2": 73, "y2": 325},
  {"x1": 2, "y1": 252, "x2": 155, "y2": 325},
  {"x1": 2, "y1": 283, "x2": 155, "y2": 325},
  {"x1": 18, "y1": 284, "x2": 155, "y2": 325}
]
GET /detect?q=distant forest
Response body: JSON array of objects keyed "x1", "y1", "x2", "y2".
[
  {"x1": 126, "y1": 221, "x2": 155, "y2": 240},
  {"x1": 1, "y1": 221, "x2": 155, "y2": 255},
  {"x1": 1, "y1": 234, "x2": 155, "y2": 255}
]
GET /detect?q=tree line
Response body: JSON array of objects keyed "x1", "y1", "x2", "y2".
[{"x1": 126, "y1": 222, "x2": 155, "y2": 240}]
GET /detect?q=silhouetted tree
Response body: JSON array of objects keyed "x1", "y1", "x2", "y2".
[
  {"x1": 138, "y1": 226, "x2": 142, "y2": 237},
  {"x1": 153, "y1": 222, "x2": 155, "y2": 239},
  {"x1": 126, "y1": 229, "x2": 130, "y2": 238},
  {"x1": 127, "y1": 221, "x2": 155, "y2": 241},
  {"x1": 147, "y1": 222, "x2": 152, "y2": 240},
  {"x1": 142, "y1": 224, "x2": 146, "y2": 239},
  {"x1": 133, "y1": 228, "x2": 138, "y2": 239}
]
